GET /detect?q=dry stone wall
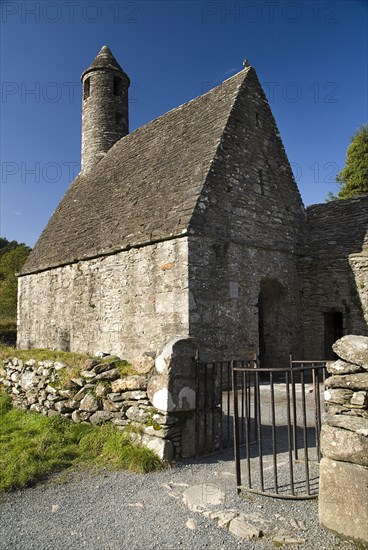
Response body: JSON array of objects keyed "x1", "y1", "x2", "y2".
[
  {"x1": 319, "y1": 335, "x2": 368, "y2": 544},
  {"x1": 0, "y1": 338, "x2": 199, "y2": 461}
]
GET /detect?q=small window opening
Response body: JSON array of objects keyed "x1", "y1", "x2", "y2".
[
  {"x1": 113, "y1": 76, "x2": 123, "y2": 96},
  {"x1": 83, "y1": 78, "x2": 90, "y2": 100},
  {"x1": 258, "y1": 169, "x2": 265, "y2": 195}
]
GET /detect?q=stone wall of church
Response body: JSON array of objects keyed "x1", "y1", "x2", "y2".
[
  {"x1": 188, "y1": 236, "x2": 302, "y2": 365},
  {"x1": 187, "y1": 69, "x2": 305, "y2": 365},
  {"x1": 300, "y1": 196, "x2": 368, "y2": 359},
  {"x1": 17, "y1": 238, "x2": 190, "y2": 360}
]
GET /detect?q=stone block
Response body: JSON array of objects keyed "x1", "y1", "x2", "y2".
[
  {"x1": 319, "y1": 457, "x2": 368, "y2": 543},
  {"x1": 141, "y1": 434, "x2": 174, "y2": 461},
  {"x1": 111, "y1": 376, "x2": 147, "y2": 392},
  {"x1": 182, "y1": 484, "x2": 225, "y2": 512},
  {"x1": 326, "y1": 359, "x2": 362, "y2": 375},
  {"x1": 325, "y1": 413, "x2": 368, "y2": 436},
  {"x1": 332, "y1": 335, "x2": 368, "y2": 369},
  {"x1": 89, "y1": 411, "x2": 112, "y2": 425},
  {"x1": 321, "y1": 424, "x2": 368, "y2": 466},
  {"x1": 325, "y1": 372, "x2": 368, "y2": 391},
  {"x1": 79, "y1": 393, "x2": 99, "y2": 412}
]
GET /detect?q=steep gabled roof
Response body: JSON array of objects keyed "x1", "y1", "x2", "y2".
[{"x1": 21, "y1": 68, "x2": 251, "y2": 275}]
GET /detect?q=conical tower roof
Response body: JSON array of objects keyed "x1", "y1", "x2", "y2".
[{"x1": 81, "y1": 46, "x2": 129, "y2": 81}]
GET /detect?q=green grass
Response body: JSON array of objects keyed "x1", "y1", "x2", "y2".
[
  {"x1": 0, "y1": 345, "x2": 93, "y2": 368},
  {"x1": 0, "y1": 391, "x2": 165, "y2": 492}
]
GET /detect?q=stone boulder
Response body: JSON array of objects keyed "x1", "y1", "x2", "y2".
[
  {"x1": 319, "y1": 457, "x2": 368, "y2": 543},
  {"x1": 332, "y1": 335, "x2": 368, "y2": 369},
  {"x1": 320, "y1": 424, "x2": 368, "y2": 466}
]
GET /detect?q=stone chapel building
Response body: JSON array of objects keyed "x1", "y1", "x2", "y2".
[{"x1": 17, "y1": 46, "x2": 368, "y2": 367}]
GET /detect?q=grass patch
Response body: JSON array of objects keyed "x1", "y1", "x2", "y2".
[
  {"x1": 0, "y1": 345, "x2": 93, "y2": 368},
  {"x1": 0, "y1": 391, "x2": 165, "y2": 492}
]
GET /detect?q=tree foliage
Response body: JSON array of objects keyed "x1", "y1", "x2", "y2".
[
  {"x1": 335, "y1": 125, "x2": 368, "y2": 199},
  {"x1": 0, "y1": 238, "x2": 31, "y2": 321}
]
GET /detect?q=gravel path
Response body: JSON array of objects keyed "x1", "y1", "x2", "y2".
[{"x1": 0, "y1": 452, "x2": 359, "y2": 550}]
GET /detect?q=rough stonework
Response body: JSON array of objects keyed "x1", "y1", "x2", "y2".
[
  {"x1": 16, "y1": 48, "x2": 368, "y2": 464},
  {"x1": 319, "y1": 335, "x2": 368, "y2": 544},
  {"x1": 81, "y1": 46, "x2": 130, "y2": 172},
  {"x1": 0, "y1": 338, "x2": 198, "y2": 460}
]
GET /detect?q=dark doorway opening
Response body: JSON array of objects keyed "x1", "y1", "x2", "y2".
[
  {"x1": 258, "y1": 278, "x2": 287, "y2": 370},
  {"x1": 324, "y1": 311, "x2": 343, "y2": 359}
]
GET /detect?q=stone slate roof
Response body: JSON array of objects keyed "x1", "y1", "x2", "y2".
[
  {"x1": 81, "y1": 45, "x2": 129, "y2": 81},
  {"x1": 21, "y1": 68, "x2": 251, "y2": 275}
]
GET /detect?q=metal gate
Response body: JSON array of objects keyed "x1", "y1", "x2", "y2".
[
  {"x1": 232, "y1": 359, "x2": 327, "y2": 499},
  {"x1": 195, "y1": 356, "x2": 257, "y2": 458}
]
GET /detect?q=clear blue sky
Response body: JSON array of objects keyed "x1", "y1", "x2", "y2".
[{"x1": 1, "y1": 0, "x2": 367, "y2": 247}]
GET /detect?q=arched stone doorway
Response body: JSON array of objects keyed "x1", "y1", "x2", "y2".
[{"x1": 258, "y1": 278, "x2": 288, "y2": 368}]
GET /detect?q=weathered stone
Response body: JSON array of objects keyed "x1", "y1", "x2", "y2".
[
  {"x1": 72, "y1": 410, "x2": 91, "y2": 422},
  {"x1": 94, "y1": 368, "x2": 120, "y2": 381},
  {"x1": 210, "y1": 510, "x2": 238, "y2": 529},
  {"x1": 351, "y1": 391, "x2": 368, "y2": 408},
  {"x1": 325, "y1": 372, "x2": 368, "y2": 391},
  {"x1": 324, "y1": 388, "x2": 354, "y2": 406},
  {"x1": 332, "y1": 335, "x2": 368, "y2": 368},
  {"x1": 79, "y1": 393, "x2": 99, "y2": 412},
  {"x1": 185, "y1": 518, "x2": 197, "y2": 530},
  {"x1": 133, "y1": 353, "x2": 155, "y2": 375},
  {"x1": 54, "y1": 399, "x2": 79, "y2": 413},
  {"x1": 182, "y1": 484, "x2": 225, "y2": 512},
  {"x1": 126, "y1": 405, "x2": 151, "y2": 423},
  {"x1": 155, "y1": 338, "x2": 197, "y2": 377},
  {"x1": 107, "y1": 392, "x2": 125, "y2": 402},
  {"x1": 103, "y1": 399, "x2": 120, "y2": 412},
  {"x1": 26, "y1": 392, "x2": 38, "y2": 405},
  {"x1": 325, "y1": 413, "x2": 368, "y2": 436},
  {"x1": 73, "y1": 384, "x2": 94, "y2": 401},
  {"x1": 119, "y1": 390, "x2": 147, "y2": 400},
  {"x1": 82, "y1": 358, "x2": 98, "y2": 371},
  {"x1": 10, "y1": 372, "x2": 20, "y2": 383},
  {"x1": 89, "y1": 411, "x2": 112, "y2": 425},
  {"x1": 93, "y1": 362, "x2": 117, "y2": 375},
  {"x1": 143, "y1": 425, "x2": 179, "y2": 439},
  {"x1": 80, "y1": 370, "x2": 96, "y2": 379},
  {"x1": 319, "y1": 457, "x2": 368, "y2": 543},
  {"x1": 321, "y1": 424, "x2": 368, "y2": 465},
  {"x1": 20, "y1": 371, "x2": 35, "y2": 390},
  {"x1": 59, "y1": 389, "x2": 74, "y2": 399},
  {"x1": 147, "y1": 375, "x2": 174, "y2": 412},
  {"x1": 29, "y1": 403, "x2": 43, "y2": 413},
  {"x1": 228, "y1": 517, "x2": 263, "y2": 540},
  {"x1": 95, "y1": 383, "x2": 108, "y2": 398},
  {"x1": 141, "y1": 434, "x2": 174, "y2": 461},
  {"x1": 326, "y1": 359, "x2": 363, "y2": 375},
  {"x1": 111, "y1": 376, "x2": 147, "y2": 392},
  {"x1": 272, "y1": 534, "x2": 306, "y2": 545}
]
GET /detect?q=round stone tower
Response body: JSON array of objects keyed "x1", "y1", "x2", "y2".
[{"x1": 81, "y1": 45, "x2": 130, "y2": 172}]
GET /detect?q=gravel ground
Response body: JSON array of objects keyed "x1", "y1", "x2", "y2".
[{"x1": 0, "y1": 451, "x2": 360, "y2": 550}]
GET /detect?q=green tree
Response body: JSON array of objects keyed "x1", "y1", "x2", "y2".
[
  {"x1": 335, "y1": 125, "x2": 368, "y2": 199},
  {"x1": 0, "y1": 239, "x2": 31, "y2": 322}
]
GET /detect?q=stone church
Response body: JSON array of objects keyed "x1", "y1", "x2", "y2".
[{"x1": 18, "y1": 46, "x2": 368, "y2": 368}]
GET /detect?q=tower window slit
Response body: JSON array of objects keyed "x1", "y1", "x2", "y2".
[
  {"x1": 83, "y1": 78, "x2": 90, "y2": 100},
  {"x1": 113, "y1": 76, "x2": 123, "y2": 96}
]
